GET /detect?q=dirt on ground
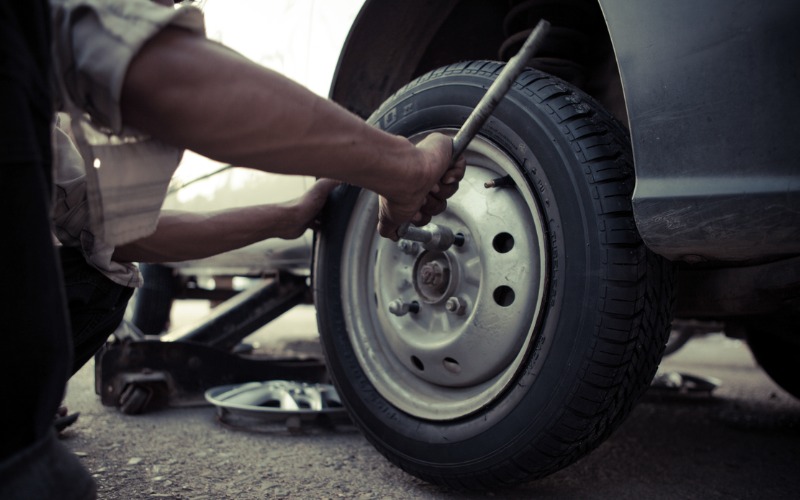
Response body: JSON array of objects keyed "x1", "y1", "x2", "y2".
[{"x1": 62, "y1": 307, "x2": 800, "y2": 499}]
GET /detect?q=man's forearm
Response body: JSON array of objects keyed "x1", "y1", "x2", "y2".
[
  {"x1": 120, "y1": 27, "x2": 416, "y2": 193},
  {"x1": 120, "y1": 24, "x2": 464, "y2": 239},
  {"x1": 113, "y1": 178, "x2": 338, "y2": 263},
  {"x1": 112, "y1": 205, "x2": 298, "y2": 263}
]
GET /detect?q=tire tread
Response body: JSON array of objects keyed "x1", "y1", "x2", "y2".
[
  {"x1": 432, "y1": 62, "x2": 670, "y2": 486},
  {"x1": 324, "y1": 61, "x2": 675, "y2": 489}
]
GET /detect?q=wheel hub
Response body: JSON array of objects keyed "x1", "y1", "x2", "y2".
[
  {"x1": 342, "y1": 134, "x2": 548, "y2": 420},
  {"x1": 413, "y1": 252, "x2": 453, "y2": 302}
]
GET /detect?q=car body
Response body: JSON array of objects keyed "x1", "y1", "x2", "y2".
[{"x1": 142, "y1": 0, "x2": 800, "y2": 488}]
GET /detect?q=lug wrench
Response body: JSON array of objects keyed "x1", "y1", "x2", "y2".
[{"x1": 396, "y1": 19, "x2": 551, "y2": 248}]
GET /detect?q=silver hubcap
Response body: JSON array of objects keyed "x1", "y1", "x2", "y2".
[{"x1": 340, "y1": 132, "x2": 548, "y2": 420}]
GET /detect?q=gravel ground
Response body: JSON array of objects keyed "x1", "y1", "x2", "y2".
[{"x1": 62, "y1": 306, "x2": 800, "y2": 499}]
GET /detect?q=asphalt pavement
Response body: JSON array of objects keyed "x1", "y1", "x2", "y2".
[{"x1": 63, "y1": 304, "x2": 800, "y2": 499}]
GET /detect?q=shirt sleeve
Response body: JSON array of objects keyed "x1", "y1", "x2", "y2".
[
  {"x1": 49, "y1": 0, "x2": 205, "y2": 246},
  {"x1": 50, "y1": 0, "x2": 205, "y2": 134},
  {"x1": 52, "y1": 121, "x2": 143, "y2": 287}
]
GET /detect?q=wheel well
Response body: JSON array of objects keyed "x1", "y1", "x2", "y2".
[{"x1": 331, "y1": 0, "x2": 627, "y2": 126}]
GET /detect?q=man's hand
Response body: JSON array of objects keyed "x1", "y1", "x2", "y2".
[
  {"x1": 377, "y1": 133, "x2": 466, "y2": 240},
  {"x1": 120, "y1": 27, "x2": 464, "y2": 243},
  {"x1": 277, "y1": 178, "x2": 340, "y2": 240}
]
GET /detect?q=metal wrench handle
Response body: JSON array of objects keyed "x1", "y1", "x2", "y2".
[
  {"x1": 397, "y1": 19, "x2": 550, "y2": 242},
  {"x1": 450, "y1": 19, "x2": 551, "y2": 160}
]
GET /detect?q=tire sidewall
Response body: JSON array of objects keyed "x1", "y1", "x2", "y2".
[{"x1": 316, "y1": 72, "x2": 618, "y2": 469}]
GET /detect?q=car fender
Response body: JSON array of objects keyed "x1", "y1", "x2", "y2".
[
  {"x1": 332, "y1": 0, "x2": 800, "y2": 263},
  {"x1": 600, "y1": 0, "x2": 800, "y2": 262}
]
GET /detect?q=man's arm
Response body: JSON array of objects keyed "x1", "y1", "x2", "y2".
[
  {"x1": 120, "y1": 26, "x2": 464, "y2": 239},
  {"x1": 112, "y1": 179, "x2": 338, "y2": 263}
]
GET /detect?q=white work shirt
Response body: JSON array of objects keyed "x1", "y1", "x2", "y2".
[
  {"x1": 49, "y1": 0, "x2": 205, "y2": 249},
  {"x1": 52, "y1": 122, "x2": 143, "y2": 287}
]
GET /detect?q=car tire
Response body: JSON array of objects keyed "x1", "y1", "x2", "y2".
[
  {"x1": 131, "y1": 263, "x2": 177, "y2": 335},
  {"x1": 313, "y1": 61, "x2": 675, "y2": 488},
  {"x1": 746, "y1": 315, "x2": 800, "y2": 399}
]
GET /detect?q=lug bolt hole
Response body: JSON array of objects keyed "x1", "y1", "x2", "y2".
[
  {"x1": 492, "y1": 232, "x2": 514, "y2": 253},
  {"x1": 443, "y1": 357, "x2": 461, "y2": 374},
  {"x1": 411, "y1": 356, "x2": 425, "y2": 371},
  {"x1": 493, "y1": 286, "x2": 515, "y2": 307}
]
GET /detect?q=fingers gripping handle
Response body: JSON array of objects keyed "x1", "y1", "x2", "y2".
[{"x1": 396, "y1": 19, "x2": 551, "y2": 239}]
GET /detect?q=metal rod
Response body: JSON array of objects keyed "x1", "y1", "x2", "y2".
[
  {"x1": 399, "y1": 225, "x2": 433, "y2": 244},
  {"x1": 397, "y1": 223, "x2": 463, "y2": 251},
  {"x1": 451, "y1": 19, "x2": 551, "y2": 159},
  {"x1": 396, "y1": 19, "x2": 550, "y2": 239}
]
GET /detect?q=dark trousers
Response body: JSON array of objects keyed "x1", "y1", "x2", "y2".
[
  {"x1": 0, "y1": 1, "x2": 96, "y2": 498},
  {"x1": 60, "y1": 246, "x2": 134, "y2": 375}
]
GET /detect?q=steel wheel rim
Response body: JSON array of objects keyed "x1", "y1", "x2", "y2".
[{"x1": 340, "y1": 131, "x2": 548, "y2": 420}]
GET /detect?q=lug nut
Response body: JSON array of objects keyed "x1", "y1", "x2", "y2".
[
  {"x1": 398, "y1": 240, "x2": 421, "y2": 255},
  {"x1": 445, "y1": 297, "x2": 467, "y2": 316},
  {"x1": 388, "y1": 299, "x2": 420, "y2": 316}
]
